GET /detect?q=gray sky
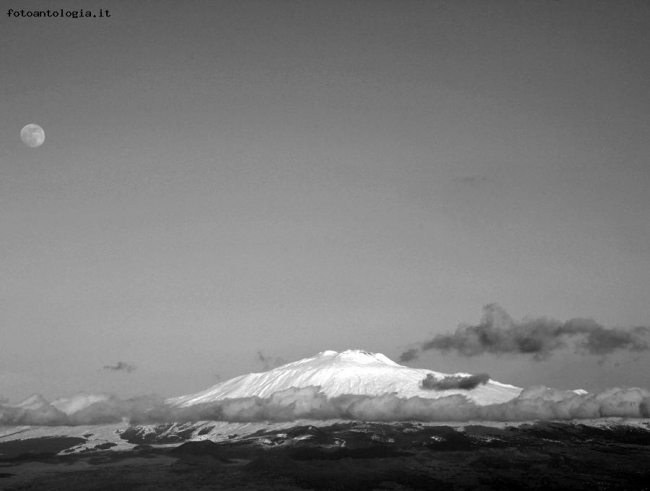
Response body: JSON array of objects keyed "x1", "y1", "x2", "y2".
[{"x1": 2, "y1": 0, "x2": 649, "y2": 402}]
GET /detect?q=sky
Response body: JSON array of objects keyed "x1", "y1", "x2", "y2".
[{"x1": 1, "y1": 0, "x2": 649, "y2": 402}]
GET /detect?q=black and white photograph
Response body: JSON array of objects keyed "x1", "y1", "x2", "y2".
[{"x1": 2, "y1": 1, "x2": 650, "y2": 489}]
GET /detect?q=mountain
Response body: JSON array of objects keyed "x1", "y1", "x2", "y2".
[
  {"x1": 171, "y1": 349, "x2": 521, "y2": 407},
  {"x1": 52, "y1": 393, "x2": 113, "y2": 415},
  {"x1": 11, "y1": 393, "x2": 52, "y2": 410}
]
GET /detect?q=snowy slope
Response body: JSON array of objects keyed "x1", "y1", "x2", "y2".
[{"x1": 171, "y1": 350, "x2": 521, "y2": 407}]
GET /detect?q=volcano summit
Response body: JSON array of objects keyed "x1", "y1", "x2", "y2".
[{"x1": 171, "y1": 349, "x2": 521, "y2": 407}]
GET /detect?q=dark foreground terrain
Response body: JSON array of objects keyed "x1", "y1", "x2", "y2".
[{"x1": 1, "y1": 421, "x2": 649, "y2": 490}]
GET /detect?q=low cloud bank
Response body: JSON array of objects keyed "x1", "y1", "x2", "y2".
[
  {"x1": 421, "y1": 373, "x2": 490, "y2": 391},
  {"x1": 2, "y1": 385, "x2": 649, "y2": 426},
  {"x1": 0, "y1": 393, "x2": 169, "y2": 426},
  {"x1": 401, "y1": 304, "x2": 650, "y2": 362}
]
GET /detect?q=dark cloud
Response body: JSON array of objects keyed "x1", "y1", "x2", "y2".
[
  {"x1": 399, "y1": 348, "x2": 419, "y2": 363},
  {"x1": 103, "y1": 361, "x2": 136, "y2": 373},
  {"x1": 421, "y1": 373, "x2": 490, "y2": 391},
  {"x1": 401, "y1": 304, "x2": 650, "y2": 362},
  {"x1": 2, "y1": 385, "x2": 650, "y2": 426},
  {"x1": 256, "y1": 350, "x2": 286, "y2": 371}
]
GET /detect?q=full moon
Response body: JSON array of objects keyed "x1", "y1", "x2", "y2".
[{"x1": 20, "y1": 124, "x2": 45, "y2": 148}]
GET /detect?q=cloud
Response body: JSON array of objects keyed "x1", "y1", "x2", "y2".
[
  {"x1": 421, "y1": 373, "x2": 490, "y2": 391},
  {"x1": 256, "y1": 350, "x2": 286, "y2": 371},
  {"x1": 103, "y1": 362, "x2": 136, "y2": 373},
  {"x1": 0, "y1": 393, "x2": 171, "y2": 426},
  {"x1": 399, "y1": 348, "x2": 419, "y2": 363},
  {"x1": 2, "y1": 385, "x2": 649, "y2": 426},
  {"x1": 401, "y1": 304, "x2": 650, "y2": 362}
]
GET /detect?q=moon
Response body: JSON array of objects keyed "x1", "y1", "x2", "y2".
[{"x1": 20, "y1": 124, "x2": 45, "y2": 148}]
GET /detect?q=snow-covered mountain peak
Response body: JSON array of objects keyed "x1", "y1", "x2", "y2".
[
  {"x1": 13, "y1": 394, "x2": 51, "y2": 410},
  {"x1": 324, "y1": 349, "x2": 402, "y2": 367},
  {"x1": 279, "y1": 349, "x2": 402, "y2": 371},
  {"x1": 171, "y1": 350, "x2": 522, "y2": 408}
]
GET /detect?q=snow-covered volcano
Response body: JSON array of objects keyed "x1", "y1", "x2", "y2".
[{"x1": 171, "y1": 349, "x2": 521, "y2": 407}]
